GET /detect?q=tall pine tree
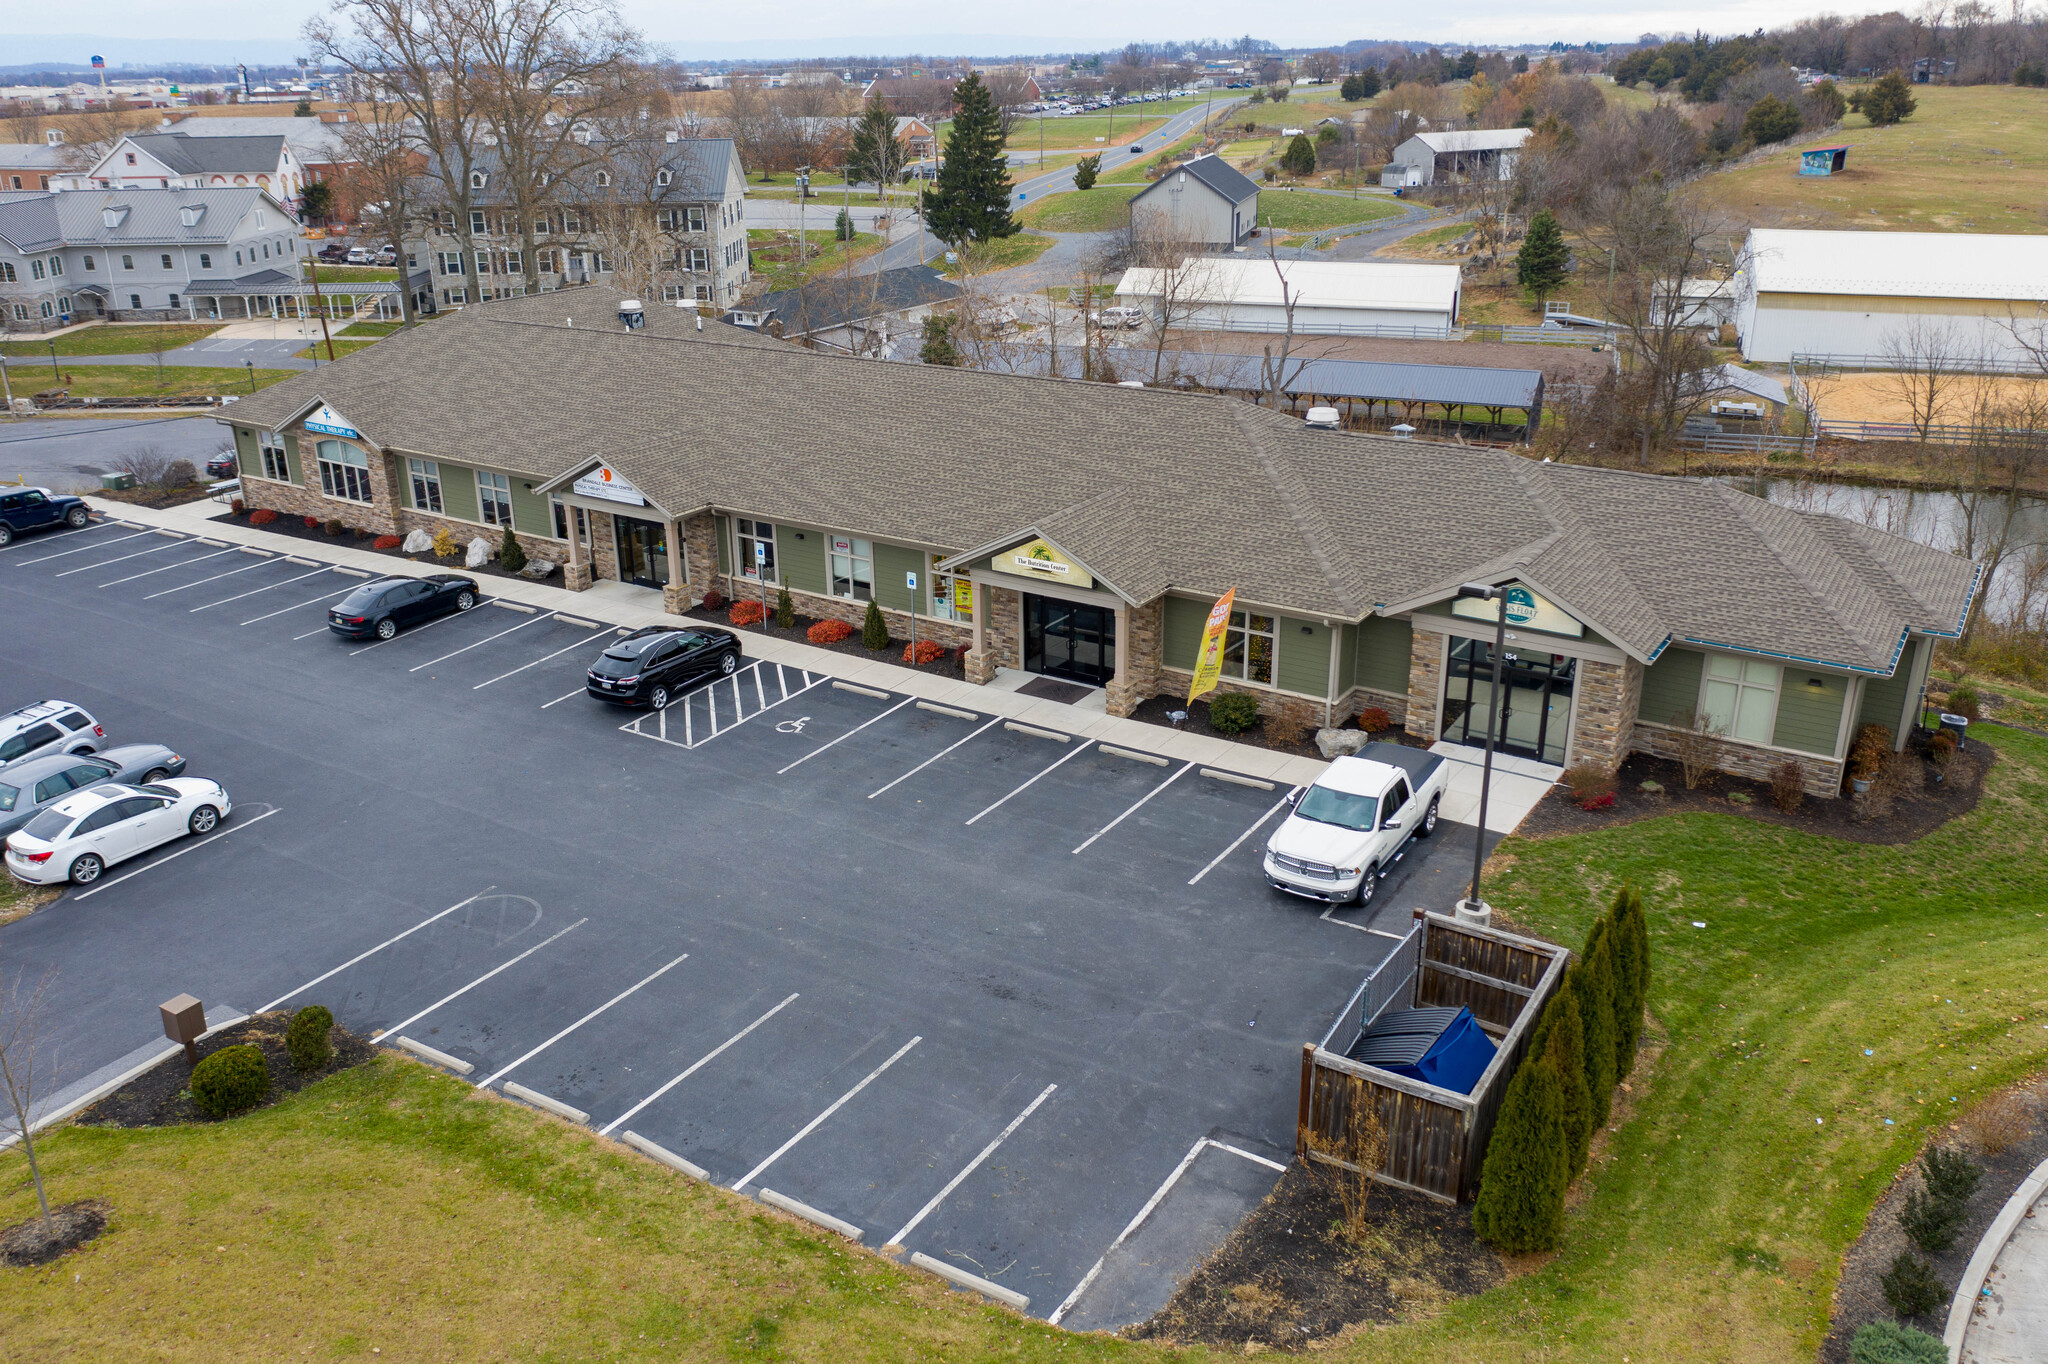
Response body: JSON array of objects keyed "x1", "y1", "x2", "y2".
[
  {"x1": 926, "y1": 72, "x2": 1019, "y2": 247},
  {"x1": 848, "y1": 93, "x2": 907, "y2": 189},
  {"x1": 1472, "y1": 1054, "x2": 1568, "y2": 1252},
  {"x1": 1577, "y1": 921, "x2": 1620, "y2": 1127},
  {"x1": 1516, "y1": 209, "x2": 1569, "y2": 306},
  {"x1": 1541, "y1": 978, "x2": 1594, "y2": 1179}
]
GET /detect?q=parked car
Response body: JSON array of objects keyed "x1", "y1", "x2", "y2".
[
  {"x1": 373, "y1": 246, "x2": 399, "y2": 266},
  {"x1": 586, "y1": 625, "x2": 742, "y2": 710},
  {"x1": 318, "y1": 242, "x2": 351, "y2": 263},
  {"x1": 3, "y1": 778, "x2": 232, "y2": 886},
  {"x1": 327, "y1": 574, "x2": 479, "y2": 640},
  {"x1": 1263, "y1": 744, "x2": 1448, "y2": 906},
  {"x1": 0, "y1": 701, "x2": 105, "y2": 768},
  {"x1": 0, "y1": 746, "x2": 183, "y2": 840},
  {"x1": 0, "y1": 487, "x2": 90, "y2": 546},
  {"x1": 1090, "y1": 306, "x2": 1144, "y2": 329},
  {"x1": 205, "y1": 452, "x2": 238, "y2": 479},
  {"x1": 345, "y1": 246, "x2": 375, "y2": 264}
]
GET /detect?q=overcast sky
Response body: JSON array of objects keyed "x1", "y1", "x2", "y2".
[{"x1": 14, "y1": 0, "x2": 1858, "y2": 57}]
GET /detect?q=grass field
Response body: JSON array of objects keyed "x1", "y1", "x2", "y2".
[
  {"x1": 1703, "y1": 84, "x2": 2048, "y2": 233},
  {"x1": 945, "y1": 232, "x2": 1057, "y2": 276},
  {"x1": 1100, "y1": 133, "x2": 1207, "y2": 185},
  {"x1": 291, "y1": 339, "x2": 381, "y2": 361},
  {"x1": 746, "y1": 227, "x2": 885, "y2": 291},
  {"x1": 1253, "y1": 191, "x2": 1406, "y2": 233},
  {"x1": 23, "y1": 365, "x2": 294, "y2": 399},
  {"x1": 301, "y1": 263, "x2": 399, "y2": 284},
  {"x1": 0, "y1": 325, "x2": 222, "y2": 358},
  {"x1": 1016, "y1": 185, "x2": 1139, "y2": 233}
]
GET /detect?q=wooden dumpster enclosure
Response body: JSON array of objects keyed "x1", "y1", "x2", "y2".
[{"x1": 1297, "y1": 912, "x2": 1569, "y2": 1203}]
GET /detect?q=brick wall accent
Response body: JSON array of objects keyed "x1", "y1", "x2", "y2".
[
  {"x1": 966, "y1": 583, "x2": 1022, "y2": 685},
  {"x1": 1568, "y1": 656, "x2": 1642, "y2": 772},
  {"x1": 682, "y1": 512, "x2": 720, "y2": 607},
  {"x1": 1156, "y1": 669, "x2": 1333, "y2": 731},
  {"x1": 1632, "y1": 722, "x2": 1847, "y2": 798},
  {"x1": 1330, "y1": 685, "x2": 1410, "y2": 729},
  {"x1": 1406, "y1": 626, "x2": 1446, "y2": 741},
  {"x1": 587, "y1": 510, "x2": 620, "y2": 583},
  {"x1": 1106, "y1": 598, "x2": 1164, "y2": 717}
]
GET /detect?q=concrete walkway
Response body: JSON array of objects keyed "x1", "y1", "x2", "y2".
[
  {"x1": 1952, "y1": 1153, "x2": 2048, "y2": 1364},
  {"x1": 82, "y1": 492, "x2": 1555, "y2": 834}
]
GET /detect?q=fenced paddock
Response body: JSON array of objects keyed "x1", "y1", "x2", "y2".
[{"x1": 1297, "y1": 912, "x2": 1568, "y2": 1203}]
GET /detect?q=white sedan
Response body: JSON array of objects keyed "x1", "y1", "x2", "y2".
[{"x1": 3, "y1": 778, "x2": 231, "y2": 886}]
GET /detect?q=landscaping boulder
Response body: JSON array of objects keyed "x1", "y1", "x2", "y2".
[
  {"x1": 401, "y1": 528, "x2": 434, "y2": 554},
  {"x1": 518, "y1": 558, "x2": 558, "y2": 580},
  {"x1": 1315, "y1": 727, "x2": 1373, "y2": 760},
  {"x1": 464, "y1": 536, "x2": 492, "y2": 569}
]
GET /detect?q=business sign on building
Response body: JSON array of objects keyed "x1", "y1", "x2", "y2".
[
  {"x1": 302, "y1": 404, "x2": 360, "y2": 440},
  {"x1": 1450, "y1": 581, "x2": 1584, "y2": 638},
  {"x1": 571, "y1": 464, "x2": 647, "y2": 507},
  {"x1": 990, "y1": 537, "x2": 1093, "y2": 590}
]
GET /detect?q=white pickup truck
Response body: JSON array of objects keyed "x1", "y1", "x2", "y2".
[{"x1": 1263, "y1": 743, "x2": 1449, "y2": 907}]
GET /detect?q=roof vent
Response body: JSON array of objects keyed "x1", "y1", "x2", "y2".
[
  {"x1": 1304, "y1": 406, "x2": 1340, "y2": 429},
  {"x1": 101, "y1": 204, "x2": 130, "y2": 229},
  {"x1": 179, "y1": 203, "x2": 206, "y2": 228},
  {"x1": 618, "y1": 299, "x2": 644, "y2": 329},
  {"x1": 1390, "y1": 423, "x2": 1417, "y2": 439},
  {"x1": 664, "y1": 129, "x2": 678, "y2": 143},
  {"x1": 1117, "y1": 379, "x2": 1145, "y2": 388}
]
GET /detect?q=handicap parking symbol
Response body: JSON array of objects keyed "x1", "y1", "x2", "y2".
[{"x1": 776, "y1": 716, "x2": 810, "y2": 733}]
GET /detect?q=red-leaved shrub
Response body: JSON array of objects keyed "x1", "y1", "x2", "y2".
[
  {"x1": 1563, "y1": 762, "x2": 1617, "y2": 810},
  {"x1": 373, "y1": 534, "x2": 402, "y2": 550},
  {"x1": 729, "y1": 600, "x2": 766, "y2": 626},
  {"x1": 1356, "y1": 706, "x2": 1392, "y2": 734},
  {"x1": 304, "y1": 515, "x2": 321, "y2": 528},
  {"x1": 250, "y1": 509, "x2": 278, "y2": 525},
  {"x1": 700, "y1": 587, "x2": 726, "y2": 611},
  {"x1": 903, "y1": 639, "x2": 947, "y2": 666},
  {"x1": 807, "y1": 619, "x2": 854, "y2": 644}
]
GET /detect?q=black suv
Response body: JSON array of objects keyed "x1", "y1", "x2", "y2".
[
  {"x1": 328, "y1": 574, "x2": 479, "y2": 640},
  {"x1": 586, "y1": 626, "x2": 742, "y2": 709},
  {"x1": 0, "y1": 488, "x2": 90, "y2": 546}
]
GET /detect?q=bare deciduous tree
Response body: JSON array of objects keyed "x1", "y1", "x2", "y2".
[
  {"x1": 1880, "y1": 318, "x2": 1976, "y2": 442},
  {"x1": 1257, "y1": 224, "x2": 1306, "y2": 410},
  {"x1": 0, "y1": 972, "x2": 57, "y2": 1243},
  {"x1": 333, "y1": 96, "x2": 430, "y2": 323}
]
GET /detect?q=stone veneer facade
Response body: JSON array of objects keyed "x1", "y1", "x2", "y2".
[
  {"x1": 1631, "y1": 721, "x2": 1847, "y2": 797},
  {"x1": 1405, "y1": 626, "x2": 1447, "y2": 742},
  {"x1": 965, "y1": 584, "x2": 1024, "y2": 685},
  {"x1": 1105, "y1": 598, "x2": 1164, "y2": 717},
  {"x1": 1566, "y1": 656, "x2": 1642, "y2": 772}
]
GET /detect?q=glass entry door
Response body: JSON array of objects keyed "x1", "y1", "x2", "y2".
[
  {"x1": 1441, "y1": 638, "x2": 1575, "y2": 766},
  {"x1": 1023, "y1": 594, "x2": 1116, "y2": 686},
  {"x1": 614, "y1": 516, "x2": 671, "y2": 589}
]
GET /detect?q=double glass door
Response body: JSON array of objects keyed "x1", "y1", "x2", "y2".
[
  {"x1": 1442, "y1": 638, "x2": 1575, "y2": 766},
  {"x1": 1023, "y1": 594, "x2": 1116, "y2": 686},
  {"x1": 614, "y1": 516, "x2": 671, "y2": 589}
]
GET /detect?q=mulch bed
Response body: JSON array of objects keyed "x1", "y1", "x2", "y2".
[
  {"x1": 1127, "y1": 695, "x2": 1429, "y2": 761},
  {"x1": 73, "y1": 1011, "x2": 375, "y2": 1130},
  {"x1": 0, "y1": 1199, "x2": 111, "y2": 1268},
  {"x1": 1130, "y1": 1161, "x2": 1503, "y2": 1348},
  {"x1": 1822, "y1": 1076, "x2": 2048, "y2": 1362},
  {"x1": 1517, "y1": 735, "x2": 1993, "y2": 847},
  {"x1": 95, "y1": 483, "x2": 218, "y2": 510},
  {"x1": 209, "y1": 507, "x2": 550, "y2": 586},
  {"x1": 679, "y1": 601, "x2": 968, "y2": 681}
]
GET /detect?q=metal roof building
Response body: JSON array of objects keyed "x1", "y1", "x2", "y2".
[{"x1": 1116, "y1": 258, "x2": 1463, "y2": 336}]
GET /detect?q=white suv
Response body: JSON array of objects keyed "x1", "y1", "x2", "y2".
[{"x1": 0, "y1": 701, "x2": 106, "y2": 769}]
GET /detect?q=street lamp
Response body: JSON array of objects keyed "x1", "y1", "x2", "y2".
[{"x1": 1454, "y1": 582, "x2": 1509, "y2": 926}]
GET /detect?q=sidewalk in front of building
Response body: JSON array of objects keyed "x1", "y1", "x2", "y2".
[
  {"x1": 81, "y1": 494, "x2": 1556, "y2": 834},
  {"x1": 1953, "y1": 1153, "x2": 2048, "y2": 1364}
]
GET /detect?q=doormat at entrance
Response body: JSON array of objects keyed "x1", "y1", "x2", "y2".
[{"x1": 1017, "y1": 676, "x2": 1095, "y2": 704}]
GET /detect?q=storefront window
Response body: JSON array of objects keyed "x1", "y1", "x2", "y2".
[
  {"x1": 259, "y1": 431, "x2": 290, "y2": 482},
  {"x1": 476, "y1": 470, "x2": 513, "y2": 527},
  {"x1": 829, "y1": 535, "x2": 873, "y2": 601},
  {"x1": 316, "y1": 438, "x2": 371, "y2": 503},
  {"x1": 408, "y1": 458, "x2": 442, "y2": 513},
  {"x1": 931, "y1": 569, "x2": 973, "y2": 621},
  {"x1": 551, "y1": 500, "x2": 590, "y2": 545},
  {"x1": 737, "y1": 518, "x2": 777, "y2": 583},
  {"x1": 1701, "y1": 655, "x2": 1780, "y2": 745},
  {"x1": 1221, "y1": 610, "x2": 1275, "y2": 685}
]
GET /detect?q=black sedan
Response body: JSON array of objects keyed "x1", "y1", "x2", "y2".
[
  {"x1": 328, "y1": 574, "x2": 479, "y2": 640},
  {"x1": 205, "y1": 452, "x2": 238, "y2": 479},
  {"x1": 586, "y1": 625, "x2": 742, "y2": 709}
]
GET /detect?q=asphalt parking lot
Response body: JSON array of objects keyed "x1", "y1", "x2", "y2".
[{"x1": 0, "y1": 513, "x2": 1487, "y2": 1326}]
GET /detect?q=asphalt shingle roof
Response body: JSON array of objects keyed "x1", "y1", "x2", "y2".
[
  {"x1": 0, "y1": 187, "x2": 276, "y2": 250},
  {"x1": 217, "y1": 288, "x2": 1974, "y2": 676},
  {"x1": 1131, "y1": 152, "x2": 1259, "y2": 209},
  {"x1": 123, "y1": 133, "x2": 288, "y2": 177}
]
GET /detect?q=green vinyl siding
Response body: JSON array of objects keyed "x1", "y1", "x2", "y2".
[
  {"x1": 1772, "y1": 670, "x2": 1849, "y2": 756},
  {"x1": 508, "y1": 479, "x2": 554, "y2": 540},
  {"x1": 437, "y1": 463, "x2": 479, "y2": 523},
  {"x1": 281, "y1": 431, "x2": 304, "y2": 485},
  {"x1": 1355, "y1": 615, "x2": 1412, "y2": 693},
  {"x1": 1857, "y1": 638, "x2": 1917, "y2": 737},
  {"x1": 1335, "y1": 623, "x2": 1357, "y2": 693},
  {"x1": 1163, "y1": 595, "x2": 1212, "y2": 670},
  {"x1": 715, "y1": 516, "x2": 730, "y2": 574},
  {"x1": 1639, "y1": 648, "x2": 1705, "y2": 728},
  {"x1": 781, "y1": 524, "x2": 827, "y2": 594},
  {"x1": 1277, "y1": 617, "x2": 1333, "y2": 696},
  {"x1": 232, "y1": 426, "x2": 258, "y2": 472},
  {"x1": 874, "y1": 542, "x2": 923, "y2": 614}
]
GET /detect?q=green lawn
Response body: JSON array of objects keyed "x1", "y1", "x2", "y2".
[
  {"x1": 291, "y1": 339, "x2": 381, "y2": 361},
  {"x1": 1017, "y1": 185, "x2": 1140, "y2": 233},
  {"x1": 746, "y1": 228, "x2": 886, "y2": 291},
  {"x1": 943, "y1": 232, "x2": 1056, "y2": 277},
  {"x1": 0, "y1": 324, "x2": 222, "y2": 358},
  {"x1": 23, "y1": 364, "x2": 295, "y2": 399},
  {"x1": 336, "y1": 320, "x2": 405, "y2": 338},
  {"x1": 301, "y1": 263, "x2": 398, "y2": 284},
  {"x1": 1099, "y1": 132, "x2": 1207, "y2": 185},
  {"x1": 1252, "y1": 191, "x2": 1405, "y2": 233}
]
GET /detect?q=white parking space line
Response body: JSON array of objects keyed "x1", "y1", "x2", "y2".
[
  {"x1": 1188, "y1": 787, "x2": 1301, "y2": 886},
  {"x1": 370, "y1": 917, "x2": 587, "y2": 1042},
  {"x1": 241, "y1": 583, "x2": 349, "y2": 623},
  {"x1": 293, "y1": 622, "x2": 335, "y2": 640},
  {"x1": 143, "y1": 557, "x2": 274, "y2": 598},
  {"x1": 1072, "y1": 761, "x2": 1196, "y2": 855},
  {"x1": 731, "y1": 1035, "x2": 922, "y2": 1191},
  {"x1": 52, "y1": 539, "x2": 187, "y2": 576},
  {"x1": 776, "y1": 696, "x2": 912, "y2": 775},
  {"x1": 97, "y1": 546, "x2": 236, "y2": 587},
  {"x1": 72, "y1": 806, "x2": 281, "y2": 901},
  {"x1": 885, "y1": 1083, "x2": 1058, "y2": 1248},
  {"x1": 1048, "y1": 1137, "x2": 1286, "y2": 1327},
  {"x1": 541, "y1": 687, "x2": 586, "y2": 709},
  {"x1": 620, "y1": 663, "x2": 827, "y2": 751},
  {"x1": 1318, "y1": 907, "x2": 1410, "y2": 939},
  {"x1": 475, "y1": 951, "x2": 691, "y2": 1090},
  {"x1": 0, "y1": 521, "x2": 124, "y2": 554},
  {"x1": 963, "y1": 740, "x2": 1092, "y2": 826},
  {"x1": 196, "y1": 566, "x2": 333, "y2": 612},
  {"x1": 472, "y1": 635, "x2": 599, "y2": 689},
  {"x1": 257, "y1": 888, "x2": 497, "y2": 1013},
  {"x1": 598, "y1": 993, "x2": 800, "y2": 1137},
  {"x1": 867, "y1": 716, "x2": 1001, "y2": 800},
  {"x1": 350, "y1": 600, "x2": 499, "y2": 655},
  {"x1": 9, "y1": 529, "x2": 152, "y2": 563},
  {"x1": 406, "y1": 611, "x2": 552, "y2": 670}
]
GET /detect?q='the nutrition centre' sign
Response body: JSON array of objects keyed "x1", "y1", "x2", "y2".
[
  {"x1": 991, "y1": 537, "x2": 1093, "y2": 590},
  {"x1": 1450, "y1": 581, "x2": 1584, "y2": 638}
]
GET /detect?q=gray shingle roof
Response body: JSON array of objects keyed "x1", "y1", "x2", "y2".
[
  {"x1": 464, "y1": 138, "x2": 739, "y2": 206},
  {"x1": 1131, "y1": 152, "x2": 1259, "y2": 209},
  {"x1": 162, "y1": 115, "x2": 353, "y2": 162},
  {"x1": 0, "y1": 187, "x2": 276, "y2": 250},
  {"x1": 124, "y1": 133, "x2": 289, "y2": 177},
  {"x1": 744, "y1": 265, "x2": 958, "y2": 335},
  {"x1": 216, "y1": 288, "x2": 1973, "y2": 676}
]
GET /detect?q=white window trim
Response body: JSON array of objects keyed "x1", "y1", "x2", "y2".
[
  {"x1": 315, "y1": 438, "x2": 374, "y2": 505},
  {"x1": 1698, "y1": 653, "x2": 1782, "y2": 747},
  {"x1": 476, "y1": 469, "x2": 513, "y2": 528},
  {"x1": 735, "y1": 517, "x2": 778, "y2": 585},
  {"x1": 256, "y1": 430, "x2": 291, "y2": 483},
  {"x1": 1220, "y1": 608, "x2": 1280, "y2": 687},
  {"x1": 409, "y1": 458, "x2": 444, "y2": 513},
  {"x1": 827, "y1": 533, "x2": 875, "y2": 602}
]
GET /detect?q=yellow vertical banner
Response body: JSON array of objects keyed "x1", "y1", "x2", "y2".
[{"x1": 1187, "y1": 589, "x2": 1237, "y2": 704}]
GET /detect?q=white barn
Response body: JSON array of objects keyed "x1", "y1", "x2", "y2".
[
  {"x1": 1114, "y1": 258, "x2": 1462, "y2": 335},
  {"x1": 1382, "y1": 128, "x2": 1532, "y2": 188},
  {"x1": 1734, "y1": 228, "x2": 2048, "y2": 364}
]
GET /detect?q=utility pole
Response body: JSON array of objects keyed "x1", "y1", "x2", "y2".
[{"x1": 302, "y1": 240, "x2": 336, "y2": 361}]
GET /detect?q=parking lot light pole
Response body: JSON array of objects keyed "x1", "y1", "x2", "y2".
[{"x1": 1455, "y1": 582, "x2": 1508, "y2": 926}]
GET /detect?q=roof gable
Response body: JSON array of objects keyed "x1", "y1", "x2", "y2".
[{"x1": 1132, "y1": 153, "x2": 1258, "y2": 209}]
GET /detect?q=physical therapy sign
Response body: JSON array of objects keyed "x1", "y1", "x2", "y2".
[
  {"x1": 302, "y1": 404, "x2": 360, "y2": 441},
  {"x1": 1187, "y1": 588, "x2": 1237, "y2": 704},
  {"x1": 1449, "y1": 581, "x2": 1584, "y2": 638},
  {"x1": 571, "y1": 464, "x2": 648, "y2": 507}
]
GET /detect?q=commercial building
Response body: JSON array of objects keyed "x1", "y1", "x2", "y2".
[
  {"x1": 1382, "y1": 129, "x2": 1532, "y2": 188},
  {"x1": 216, "y1": 287, "x2": 1973, "y2": 796},
  {"x1": 1734, "y1": 228, "x2": 2048, "y2": 364},
  {"x1": 70, "y1": 131, "x2": 309, "y2": 215},
  {"x1": 1124, "y1": 154, "x2": 1261, "y2": 249},
  {"x1": 1115, "y1": 258, "x2": 1461, "y2": 336}
]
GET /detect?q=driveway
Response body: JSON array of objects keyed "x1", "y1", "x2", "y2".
[{"x1": 0, "y1": 415, "x2": 234, "y2": 491}]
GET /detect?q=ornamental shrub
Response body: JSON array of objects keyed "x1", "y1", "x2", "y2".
[
  {"x1": 1355, "y1": 706, "x2": 1391, "y2": 733},
  {"x1": 1921, "y1": 1146, "x2": 1983, "y2": 1205},
  {"x1": 1769, "y1": 760, "x2": 1806, "y2": 812},
  {"x1": 861, "y1": 599, "x2": 889, "y2": 650},
  {"x1": 1898, "y1": 1187, "x2": 1968, "y2": 1254},
  {"x1": 1563, "y1": 762, "x2": 1616, "y2": 809},
  {"x1": 1471, "y1": 1054, "x2": 1568, "y2": 1252},
  {"x1": 499, "y1": 526, "x2": 526, "y2": 573},
  {"x1": 286, "y1": 1005, "x2": 334, "y2": 1072},
  {"x1": 190, "y1": 1043, "x2": 270, "y2": 1117},
  {"x1": 729, "y1": 600, "x2": 766, "y2": 626},
  {"x1": 1539, "y1": 977, "x2": 1594, "y2": 1178},
  {"x1": 1280, "y1": 133, "x2": 1317, "y2": 176},
  {"x1": 373, "y1": 534, "x2": 402, "y2": 550},
  {"x1": 230, "y1": 498, "x2": 245, "y2": 514},
  {"x1": 904, "y1": 639, "x2": 947, "y2": 666},
  {"x1": 1850, "y1": 1320, "x2": 1947, "y2": 1364},
  {"x1": 305, "y1": 515, "x2": 321, "y2": 528},
  {"x1": 1945, "y1": 684, "x2": 1981, "y2": 720},
  {"x1": 1610, "y1": 885, "x2": 1650, "y2": 1080},
  {"x1": 431, "y1": 527, "x2": 458, "y2": 559},
  {"x1": 775, "y1": 587, "x2": 795, "y2": 629},
  {"x1": 251, "y1": 509, "x2": 278, "y2": 525},
  {"x1": 808, "y1": 618, "x2": 854, "y2": 644},
  {"x1": 1207, "y1": 692, "x2": 1260, "y2": 735},
  {"x1": 324, "y1": 517, "x2": 346, "y2": 536},
  {"x1": 165, "y1": 458, "x2": 198, "y2": 487},
  {"x1": 1879, "y1": 1250, "x2": 1944, "y2": 1319},
  {"x1": 1574, "y1": 925, "x2": 1619, "y2": 1128},
  {"x1": 700, "y1": 586, "x2": 726, "y2": 611}
]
